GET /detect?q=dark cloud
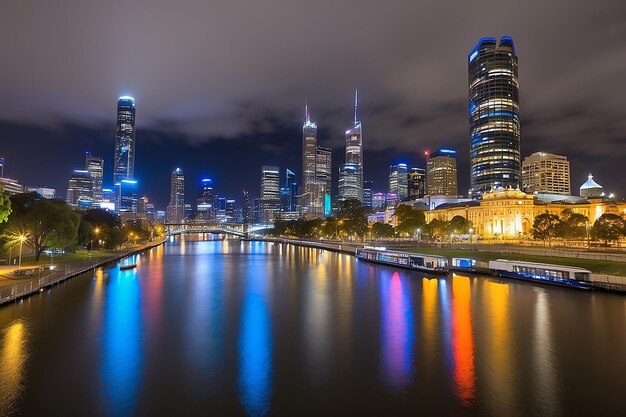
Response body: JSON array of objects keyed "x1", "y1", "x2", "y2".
[{"x1": 1, "y1": 0, "x2": 625, "y2": 204}]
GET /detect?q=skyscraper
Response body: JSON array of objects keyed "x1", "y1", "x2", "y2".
[
  {"x1": 315, "y1": 146, "x2": 332, "y2": 217},
  {"x1": 281, "y1": 169, "x2": 297, "y2": 212},
  {"x1": 426, "y1": 149, "x2": 458, "y2": 197},
  {"x1": 344, "y1": 91, "x2": 363, "y2": 202},
  {"x1": 196, "y1": 178, "x2": 217, "y2": 221},
  {"x1": 469, "y1": 36, "x2": 520, "y2": 197},
  {"x1": 66, "y1": 169, "x2": 93, "y2": 208},
  {"x1": 85, "y1": 152, "x2": 104, "y2": 203},
  {"x1": 113, "y1": 96, "x2": 136, "y2": 184},
  {"x1": 522, "y1": 152, "x2": 571, "y2": 195},
  {"x1": 408, "y1": 167, "x2": 426, "y2": 200},
  {"x1": 166, "y1": 168, "x2": 185, "y2": 223},
  {"x1": 302, "y1": 100, "x2": 317, "y2": 214},
  {"x1": 260, "y1": 165, "x2": 280, "y2": 223},
  {"x1": 118, "y1": 179, "x2": 138, "y2": 213},
  {"x1": 363, "y1": 180, "x2": 373, "y2": 208},
  {"x1": 338, "y1": 163, "x2": 360, "y2": 203},
  {"x1": 388, "y1": 163, "x2": 408, "y2": 201},
  {"x1": 242, "y1": 191, "x2": 252, "y2": 226}
]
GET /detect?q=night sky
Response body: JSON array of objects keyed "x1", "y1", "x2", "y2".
[{"x1": 1, "y1": 1, "x2": 625, "y2": 208}]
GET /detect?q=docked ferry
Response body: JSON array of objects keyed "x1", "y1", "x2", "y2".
[
  {"x1": 355, "y1": 246, "x2": 448, "y2": 275},
  {"x1": 488, "y1": 259, "x2": 593, "y2": 290}
]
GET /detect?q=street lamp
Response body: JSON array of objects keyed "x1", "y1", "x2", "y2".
[
  {"x1": 469, "y1": 228, "x2": 474, "y2": 243},
  {"x1": 17, "y1": 233, "x2": 28, "y2": 269},
  {"x1": 91, "y1": 226, "x2": 101, "y2": 251}
]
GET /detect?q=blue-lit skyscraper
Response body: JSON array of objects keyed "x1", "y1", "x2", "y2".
[
  {"x1": 281, "y1": 169, "x2": 297, "y2": 212},
  {"x1": 118, "y1": 179, "x2": 138, "y2": 213},
  {"x1": 113, "y1": 96, "x2": 136, "y2": 184},
  {"x1": 469, "y1": 36, "x2": 520, "y2": 197}
]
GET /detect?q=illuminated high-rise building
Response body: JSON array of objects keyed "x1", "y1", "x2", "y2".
[
  {"x1": 469, "y1": 36, "x2": 520, "y2": 197},
  {"x1": 408, "y1": 167, "x2": 426, "y2": 200},
  {"x1": 301, "y1": 100, "x2": 317, "y2": 214},
  {"x1": 388, "y1": 163, "x2": 408, "y2": 201},
  {"x1": 281, "y1": 169, "x2": 297, "y2": 212},
  {"x1": 338, "y1": 163, "x2": 360, "y2": 203},
  {"x1": 522, "y1": 152, "x2": 570, "y2": 195},
  {"x1": 196, "y1": 178, "x2": 217, "y2": 221},
  {"x1": 242, "y1": 191, "x2": 252, "y2": 225},
  {"x1": 427, "y1": 149, "x2": 458, "y2": 197},
  {"x1": 166, "y1": 168, "x2": 185, "y2": 223},
  {"x1": 344, "y1": 91, "x2": 363, "y2": 202},
  {"x1": 113, "y1": 96, "x2": 136, "y2": 184},
  {"x1": 260, "y1": 165, "x2": 280, "y2": 223},
  {"x1": 315, "y1": 146, "x2": 332, "y2": 217},
  {"x1": 66, "y1": 169, "x2": 93, "y2": 208},
  {"x1": 85, "y1": 152, "x2": 104, "y2": 203},
  {"x1": 118, "y1": 179, "x2": 138, "y2": 213},
  {"x1": 363, "y1": 180, "x2": 373, "y2": 208}
]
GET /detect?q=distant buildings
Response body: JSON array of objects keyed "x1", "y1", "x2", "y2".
[
  {"x1": 0, "y1": 157, "x2": 24, "y2": 195},
  {"x1": 166, "y1": 168, "x2": 185, "y2": 223},
  {"x1": 344, "y1": 91, "x2": 363, "y2": 203},
  {"x1": 26, "y1": 186, "x2": 55, "y2": 199},
  {"x1": 388, "y1": 163, "x2": 408, "y2": 202},
  {"x1": 522, "y1": 152, "x2": 570, "y2": 195},
  {"x1": 66, "y1": 169, "x2": 93, "y2": 208},
  {"x1": 469, "y1": 36, "x2": 520, "y2": 198},
  {"x1": 408, "y1": 167, "x2": 426, "y2": 200},
  {"x1": 426, "y1": 149, "x2": 458, "y2": 197},
  {"x1": 85, "y1": 152, "x2": 104, "y2": 203},
  {"x1": 260, "y1": 165, "x2": 280, "y2": 223}
]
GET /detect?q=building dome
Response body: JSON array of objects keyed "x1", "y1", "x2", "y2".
[{"x1": 580, "y1": 174, "x2": 604, "y2": 198}]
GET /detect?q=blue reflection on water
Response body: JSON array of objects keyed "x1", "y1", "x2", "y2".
[
  {"x1": 101, "y1": 257, "x2": 142, "y2": 416},
  {"x1": 238, "y1": 259, "x2": 272, "y2": 417},
  {"x1": 379, "y1": 271, "x2": 414, "y2": 389}
]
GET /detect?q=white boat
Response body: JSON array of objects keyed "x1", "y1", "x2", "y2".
[
  {"x1": 355, "y1": 246, "x2": 448, "y2": 274},
  {"x1": 488, "y1": 259, "x2": 593, "y2": 289}
]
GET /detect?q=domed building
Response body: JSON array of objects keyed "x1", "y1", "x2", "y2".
[{"x1": 580, "y1": 174, "x2": 604, "y2": 198}]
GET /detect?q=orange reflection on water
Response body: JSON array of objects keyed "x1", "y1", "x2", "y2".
[
  {"x1": 452, "y1": 275, "x2": 475, "y2": 405},
  {"x1": 422, "y1": 278, "x2": 438, "y2": 364},
  {"x1": 0, "y1": 319, "x2": 28, "y2": 414}
]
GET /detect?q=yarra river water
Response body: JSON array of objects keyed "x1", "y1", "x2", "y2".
[{"x1": 1, "y1": 234, "x2": 625, "y2": 416}]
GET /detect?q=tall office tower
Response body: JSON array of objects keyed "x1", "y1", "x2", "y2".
[
  {"x1": 260, "y1": 166, "x2": 280, "y2": 223},
  {"x1": 242, "y1": 191, "x2": 252, "y2": 225},
  {"x1": 301, "y1": 100, "x2": 318, "y2": 214},
  {"x1": 338, "y1": 163, "x2": 360, "y2": 203},
  {"x1": 118, "y1": 179, "x2": 138, "y2": 213},
  {"x1": 426, "y1": 149, "x2": 458, "y2": 197},
  {"x1": 166, "y1": 168, "x2": 185, "y2": 223},
  {"x1": 66, "y1": 169, "x2": 94, "y2": 208},
  {"x1": 280, "y1": 169, "x2": 297, "y2": 212},
  {"x1": 408, "y1": 167, "x2": 426, "y2": 200},
  {"x1": 522, "y1": 152, "x2": 571, "y2": 195},
  {"x1": 469, "y1": 36, "x2": 520, "y2": 197},
  {"x1": 363, "y1": 180, "x2": 373, "y2": 208},
  {"x1": 315, "y1": 146, "x2": 332, "y2": 217},
  {"x1": 344, "y1": 91, "x2": 364, "y2": 202},
  {"x1": 197, "y1": 178, "x2": 217, "y2": 221},
  {"x1": 388, "y1": 163, "x2": 408, "y2": 201},
  {"x1": 225, "y1": 199, "x2": 236, "y2": 223},
  {"x1": 113, "y1": 96, "x2": 136, "y2": 184},
  {"x1": 85, "y1": 152, "x2": 104, "y2": 203}
]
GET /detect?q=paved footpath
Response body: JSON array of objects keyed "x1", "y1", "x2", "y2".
[{"x1": 0, "y1": 238, "x2": 166, "y2": 306}]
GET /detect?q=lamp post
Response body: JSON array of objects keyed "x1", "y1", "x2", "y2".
[
  {"x1": 91, "y1": 226, "x2": 100, "y2": 251},
  {"x1": 469, "y1": 228, "x2": 474, "y2": 243},
  {"x1": 17, "y1": 233, "x2": 28, "y2": 269}
]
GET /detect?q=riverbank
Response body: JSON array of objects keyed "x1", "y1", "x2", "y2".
[{"x1": 0, "y1": 237, "x2": 167, "y2": 306}]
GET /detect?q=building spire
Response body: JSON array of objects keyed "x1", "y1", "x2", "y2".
[
  {"x1": 353, "y1": 89, "x2": 358, "y2": 125},
  {"x1": 305, "y1": 98, "x2": 310, "y2": 124}
]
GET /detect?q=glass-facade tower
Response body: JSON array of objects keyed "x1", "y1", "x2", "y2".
[
  {"x1": 113, "y1": 96, "x2": 136, "y2": 184},
  {"x1": 345, "y1": 91, "x2": 363, "y2": 202},
  {"x1": 469, "y1": 36, "x2": 520, "y2": 198},
  {"x1": 302, "y1": 101, "x2": 317, "y2": 214}
]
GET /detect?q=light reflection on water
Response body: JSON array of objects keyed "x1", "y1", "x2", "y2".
[{"x1": 0, "y1": 236, "x2": 625, "y2": 416}]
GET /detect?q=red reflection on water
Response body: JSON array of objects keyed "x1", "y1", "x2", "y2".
[{"x1": 452, "y1": 275, "x2": 475, "y2": 405}]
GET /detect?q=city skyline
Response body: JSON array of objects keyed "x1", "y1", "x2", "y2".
[{"x1": 1, "y1": 1, "x2": 625, "y2": 206}]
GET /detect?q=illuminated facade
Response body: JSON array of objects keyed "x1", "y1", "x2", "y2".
[
  {"x1": 580, "y1": 174, "x2": 604, "y2": 198},
  {"x1": 66, "y1": 169, "x2": 93, "y2": 208},
  {"x1": 408, "y1": 167, "x2": 426, "y2": 200},
  {"x1": 85, "y1": 152, "x2": 104, "y2": 202},
  {"x1": 388, "y1": 163, "x2": 408, "y2": 202},
  {"x1": 280, "y1": 169, "x2": 297, "y2": 212},
  {"x1": 469, "y1": 37, "x2": 520, "y2": 198},
  {"x1": 166, "y1": 168, "x2": 185, "y2": 223},
  {"x1": 260, "y1": 165, "x2": 280, "y2": 223},
  {"x1": 427, "y1": 149, "x2": 458, "y2": 197},
  {"x1": 113, "y1": 96, "x2": 136, "y2": 184},
  {"x1": 344, "y1": 91, "x2": 363, "y2": 202},
  {"x1": 338, "y1": 163, "x2": 360, "y2": 203},
  {"x1": 301, "y1": 101, "x2": 317, "y2": 214},
  {"x1": 425, "y1": 187, "x2": 626, "y2": 239},
  {"x1": 522, "y1": 152, "x2": 570, "y2": 195},
  {"x1": 315, "y1": 147, "x2": 332, "y2": 217},
  {"x1": 196, "y1": 178, "x2": 217, "y2": 221}
]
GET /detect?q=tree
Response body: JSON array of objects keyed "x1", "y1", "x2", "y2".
[
  {"x1": 558, "y1": 209, "x2": 588, "y2": 240},
  {"x1": 423, "y1": 218, "x2": 448, "y2": 240},
  {"x1": 532, "y1": 213, "x2": 562, "y2": 246},
  {"x1": 6, "y1": 193, "x2": 80, "y2": 260},
  {"x1": 393, "y1": 204, "x2": 425, "y2": 237},
  {"x1": 0, "y1": 186, "x2": 11, "y2": 224},
  {"x1": 371, "y1": 222, "x2": 395, "y2": 239},
  {"x1": 338, "y1": 199, "x2": 369, "y2": 239},
  {"x1": 447, "y1": 215, "x2": 472, "y2": 235},
  {"x1": 592, "y1": 214, "x2": 625, "y2": 247}
]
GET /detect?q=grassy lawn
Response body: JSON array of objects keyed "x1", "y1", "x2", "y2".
[{"x1": 397, "y1": 246, "x2": 626, "y2": 277}]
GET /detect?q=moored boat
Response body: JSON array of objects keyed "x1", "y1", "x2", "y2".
[
  {"x1": 119, "y1": 263, "x2": 137, "y2": 270},
  {"x1": 488, "y1": 259, "x2": 593, "y2": 289},
  {"x1": 355, "y1": 246, "x2": 448, "y2": 274}
]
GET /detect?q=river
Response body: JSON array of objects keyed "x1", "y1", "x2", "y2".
[{"x1": 0, "y1": 234, "x2": 625, "y2": 416}]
